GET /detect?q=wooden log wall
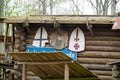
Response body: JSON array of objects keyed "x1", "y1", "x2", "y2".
[
  {"x1": 78, "y1": 25, "x2": 120, "y2": 80},
  {"x1": 14, "y1": 24, "x2": 27, "y2": 52},
  {"x1": 14, "y1": 24, "x2": 120, "y2": 80}
]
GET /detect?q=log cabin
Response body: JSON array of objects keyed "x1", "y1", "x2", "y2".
[{"x1": 0, "y1": 15, "x2": 120, "y2": 80}]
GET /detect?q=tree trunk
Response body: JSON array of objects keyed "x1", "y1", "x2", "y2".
[
  {"x1": 0, "y1": 0, "x2": 4, "y2": 53},
  {"x1": 0, "y1": 0, "x2": 4, "y2": 34},
  {"x1": 50, "y1": 0, "x2": 53, "y2": 15},
  {"x1": 111, "y1": 0, "x2": 116, "y2": 15},
  {"x1": 42, "y1": 0, "x2": 46, "y2": 15}
]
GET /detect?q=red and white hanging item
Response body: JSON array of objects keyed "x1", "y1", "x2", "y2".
[
  {"x1": 69, "y1": 27, "x2": 85, "y2": 52},
  {"x1": 112, "y1": 17, "x2": 120, "y2": 30}
]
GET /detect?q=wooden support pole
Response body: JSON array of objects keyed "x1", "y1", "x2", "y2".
[
  {"x1": 86, "y1": 18, "x2": 94, "y2": 37},
  {"x1": 11, "y1": 24, "x2": 15, "y2": 52},
  {"x1": 112, "y1": 65, "x2": 120, "y2": 79},
  {"x1": 4, "y1": 23, "x2": 9, "y2": 58},
  {"x1": 64, "y1": 63, "x2": 69, "y2": 80},
  {"x1": 22, "y1": 64, "x2": 26, "y2": 80}
]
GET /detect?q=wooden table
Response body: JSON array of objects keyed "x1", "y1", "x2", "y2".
[{"x1": 10, "y1": 52, "x2": 100, "y2": 80}]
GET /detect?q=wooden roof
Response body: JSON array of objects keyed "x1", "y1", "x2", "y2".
[
  {"x1": 10, "y1": 52, "x2": 100, "y2": 80},
  {"x1": 0, "y1": 15, "x2": 115, "y2": 24}
]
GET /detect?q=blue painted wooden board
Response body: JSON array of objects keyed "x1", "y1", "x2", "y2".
[{"x1": 26, "y1": 46, "x2": 77, "y2": 60}]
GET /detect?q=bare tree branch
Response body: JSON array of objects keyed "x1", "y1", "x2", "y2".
[{"x1": 71, "y1": 0, "x2": 80, "y2": 15}]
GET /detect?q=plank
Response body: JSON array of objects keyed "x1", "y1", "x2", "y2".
[
  {"x1": 91, "y1": 70, "x2": 112, "y2": 76},
  {"x1": 86, "y1": 46, "x2": 120, "y2": 52},
  {"x1": 22, "y1": 64, "x2": 26, "y2": 80},
  {"x1": 86, "y1": 36, "x2": 120, "y2": 41},
  {"x1": 64, "y1": 64, "x2": 69, "y2": 80},
  {"x1": 78, "y1": 51, "x2": 120, "y2": 59},
  {"x1": 81, "y1": 63, "x2": 112, "y2": 71},
  {"x1": 0, "y1": 15, "x2": 115, "y2": 24},
  {"x1": 98, "y1": 75, "x2": 112, "y2": 80},
  {"x1": 86, "y1": 41, "x2": 120, "y2": 47},
  {"x1": 17, "y1": 61, "x2": 72, "y2": 65},
  {"x1": 77, "y1": 58, "x2": 120, "y2": 64}
]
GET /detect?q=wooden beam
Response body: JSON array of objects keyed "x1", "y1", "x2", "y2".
[
  {"x1": 22, "y1": 64, "x2": 26, "y2": 80},
  {"x1": 64, "y1": 63, "x2": 69, "y2": 80},
  {"x1": 86, "y1": 41, "x2": 120, "y2": 47},
  {"x1": 81, "y1": 63, "x2": 112, "y2": 71},
  {"x1": 78, "y1": 51, "x2": 120, "y2": 59},
  {"x1": 86, "y1": 18, "x2": 94, "y2": 37},
  {"x1": 0, "y1": 15, "x2": 115, "y2": 24},
  {"x1": 108, "y1": 60, "x2": 120, "y2": 65},
  {"x1": 4, "y1": 24, "x2": 9, "y2": 58},
  {"x1": 11, "y1": 24, "x2": 15, "y2": 52},
  {"x1": 50, "y1": 77, "x2": 101, "y2": 80},
  {"x1": 0, "y1": 63, "x2": 14, "y2": 69},
  {"x1": 77, "y1": 58, "x2": 119, "y2": 64},
  {"x1": 86, "y1": 46, "x2": 120, "y2": 52},
  {"x1": 17, "y1": 61, "x2": 73, "y2": 65}
]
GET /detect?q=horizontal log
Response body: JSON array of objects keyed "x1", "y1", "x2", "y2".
[
  {"x1": 77, "y1": 58, "x2": 119, "y2": 64},
  {"x1": 78, "y1": 51, "x2": 120, "y2": 59},
  {"x1": 86, "y1": 41, "x2": 120, "y2": 47},
  {"x1": 26, "y1": 43, "x2": 32, "y2": 46},
  {"x1": 26, "y1": 39, "x2": 33, "y2": 44},
  {"x1": 91, "y1": 70, "x2": 112, "y2": 76},
  {"x1": 20, "y1": 36, "x2": 26, "y2": 41},
  {"x1": 99, "y1": 75, "x2": 112, "y2": 80},
  {"x1": 86, "y1": 46, "x2": 120, "y2": 52},
  {"x1": 20, "y1": 46, "x2": 26, "y2": 51},
  {"x1": 1, "y1": 15, "x2": 116, "y2": 24},
  {"x1": 14, "y1": 49, "x2": 20, "y2": 52},
  {"x1": 81, "y1": 63, "x2": 112, "y2": 71},
  {"x1": 85, "y1": 32, "x2": 120, "y2": 36},
  {"x1": 0, "y1": 53, "x2": 5, "y2": 57},
  {"x1": 86, "y1": 36, "x2": 120, "y2": 41},
  {"x1": 27, "y1": 76, "x2": 40, "y2": 80},
  {"x1": 15, "y1": 30, "x2": 22, "y2": 34},
  {"x1": 26, "y1": 71, "x2": 36, "y2": 76},
  {"x1": 20, "y1": 42, "x2": 26, "y2": 46},
  {"x1": 15, "y1": 26, "x2": 24, "y2": 31},
  {"x1": 15, "y1": 39, "x2": 20, "y2": 43},
  {"x1": 89, "y1": 27, "x2": 114, "y2": 31},
  {"x1": 15, "y1": 44, "x2": 20, "y2": 49},
  {"x1": 26, "y1": 35, "x2": 34, "y2": 39},
  {"x1": 15, "y1": 33, "x2": 26, "y2": 37}
]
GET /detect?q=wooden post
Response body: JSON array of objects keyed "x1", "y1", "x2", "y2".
[
  {"x1": 11, "y1": 24, "x2": 15, "y2": 52},
  {"x1": 22, "y1": 64, "x2": 26, "y2": 80},
  {"x1": 112, "y1": 65, "x2": 120, "y2": 80},
  {"x1": 64, "y1": 63, "x2": 69, "y2": 80},
  {"x1": 4, "y1": 24, "x2": 9, "y2": 58}
]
